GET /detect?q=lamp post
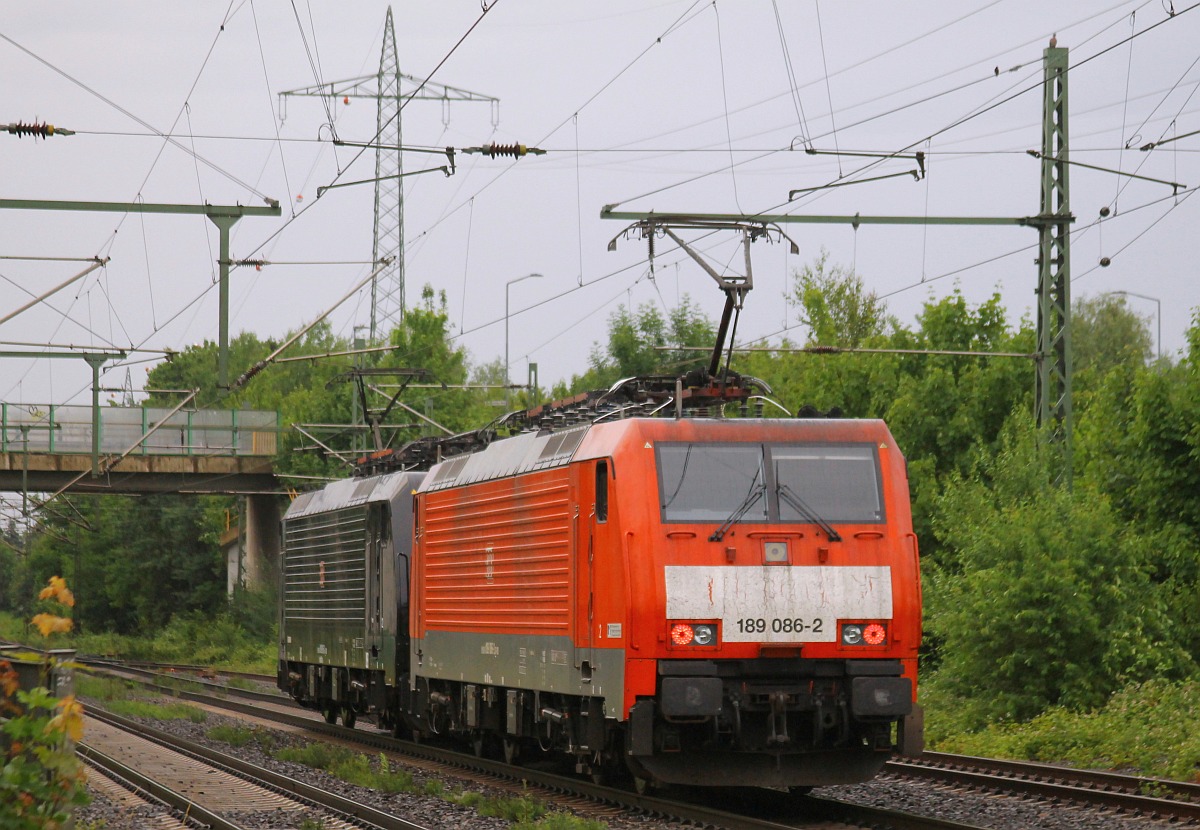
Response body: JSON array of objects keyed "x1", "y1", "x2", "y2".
[
  {"x1": 1108, "y1": 290, "x2": 1161, "y2": 362},
  {"x1": 506, "y1": 273, "x2": 543, "y2": 408}
]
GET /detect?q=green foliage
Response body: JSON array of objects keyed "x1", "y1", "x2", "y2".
[
  {"x1": 928, "y1": 679, "x2": 1200, "y2": 781},
  {"x1": 273, "y1": 743, "x2": 415, "y2": 793},
  {"x1": 1071, "y1": 293, "x2": 1154, "y2": 382},
  {"x1": 517, "y1": 813, "x2": 608, "y2": 830},
  {"x1": 465, "y1": 792, "x2": 547, "y2": 823},
  {"x1": 74, "y1": 674, "x2": 141, "y2": 702},
  {"x1": 792, "y1": 249, "x2": 894, "y2": 347},
  {"x1": 0, "y1": 613, "x2": 273, "y2": 675},
  {"x1": 570, "y1": 295, "x2": 714, "y2": 391},
  {"x1": 206, "y1": 724, "x2": 276, "y2": 752},
  {"x1": 1075, "y1": 312, "x2": 1200, "y2": 658},
  {"x1": 17, "y1": 494, "x2": 225, "y2": 634},
  {"x1": 227, "y1": 586, "x2": 278, "y2": 643},
  {"x1": 101, "y1": 698, "x2": 208, "y2": 722},
  {"x1": 1, "y1": 662, "x2": 90, "y2": 829},
  {"x1": 927, "y1": 418, "x2": 1194, "y2": 726}
]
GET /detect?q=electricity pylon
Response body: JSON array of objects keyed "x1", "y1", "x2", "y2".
[{"x1": 279, "y1": 6, "x2": 498, "y2": 339}]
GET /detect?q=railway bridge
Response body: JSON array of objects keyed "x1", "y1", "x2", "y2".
[{"x1": 0, "y1": 402, "x2": 282, "y2": 593}]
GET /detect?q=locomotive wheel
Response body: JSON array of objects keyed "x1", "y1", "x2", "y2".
[
  {"x1": 341, "y1": 707, "x2": 357, "y2": 729},
  {"x1": 502, "y1": 737, "x2": 521, "y2": 765},
  {"x1": 322, "y1": 704, "x2": 338, "y2": 725},
  {"x1": 632, "y1": 776, "x2": 651, "y2": 795}
]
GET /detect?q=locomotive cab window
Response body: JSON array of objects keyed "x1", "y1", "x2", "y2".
[
  {"x1": 595, "y1": 460, "x2": 609, "y2": 522},
  {"x1": 658, "y1": 444, "x2": 767, "y2": 523},
  {"x1": 771, "y1": 444, "x2": 884, "y2": 523},
  {"x1": 656, "y1": 442, "x2": 884, "y2": 525}
]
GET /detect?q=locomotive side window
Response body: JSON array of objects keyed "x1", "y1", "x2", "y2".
[
  {"x1": 656, "y1": 442, "x2": 883, "y2": 525},
  {"x1": 771, "y1": 444, "x2": 884, "y2": 523},
  {"x1": 658, "y1": 444, "x2": 767, "y2": 523},
  {"x1": 595, "y1": 460, "x2": 609, "y2": 522}
]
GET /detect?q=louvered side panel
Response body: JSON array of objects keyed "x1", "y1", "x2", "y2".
[
  {"x1": 420, "y1": 468, "x2": 573, "y2": 635},
  {"x1": 283, "y1": 507, "x2": 367, "y2": 624}
]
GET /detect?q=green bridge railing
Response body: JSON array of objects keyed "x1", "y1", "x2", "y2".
[{"x1": 0, "y1": 404, "x2": 279, "y2": 457}]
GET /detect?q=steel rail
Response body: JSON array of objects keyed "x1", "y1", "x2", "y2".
[
  {"x1": 887, "y1": 754, "x2": 1200, "y2": 822},
  {"x1": 67, "y1": 656, "x2": 1200, "y2": 827},
  {"x1": 84, "y1": 706, "x2": 430, "y2": 830},
  {"x1": 82, "y1": 663, "x2": 989, "y2": 830},
  {"x1": 78, "y1": 742, "x2": 246, "y2": 830},
  {"x1": 915, "y1": 750, "x2": 1200, "y2": 802}
]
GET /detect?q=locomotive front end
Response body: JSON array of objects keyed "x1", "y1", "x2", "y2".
[{"x1": 616, "y1": 418, "x2": 922, "y2": 789}]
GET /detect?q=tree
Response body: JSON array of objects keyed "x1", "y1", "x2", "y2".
[
  {"x1": 1071, "y1": 293, "x2": 1154, "y2": 382},
  {"x1": 792, "y1": 249, "x2": 893, "y2": 347},
  {"x1": 1075, "y1": 312, "x2": 1200, "y2": 660},
  {"x1": 23, "y1": 494, "x2": 225, "y2": 634},
  {"x1": 926, "y1": 418, "x2": 1193, "y2": 726},
  {"x1": 568, "y1": 296, "x2": 714, "y2": 392}
]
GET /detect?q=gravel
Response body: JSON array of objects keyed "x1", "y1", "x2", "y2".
[
  {"x1": 75, "y1": 701, "x2": 1178, "y2": 830},
  {"x1": 817, "y1": 773, "x2": 1178, "y2": 830},
  {"x1": 75, "y1": 703, "x2": 683, "y2": 830}
]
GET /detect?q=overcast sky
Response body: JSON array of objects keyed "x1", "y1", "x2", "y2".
[{"x1": 2, "y1": 1, "x2": 1198, "y2": 409}]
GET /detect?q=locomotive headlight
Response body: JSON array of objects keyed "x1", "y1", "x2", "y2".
[
  {"x1": 692, "y1": 624, "x2": 716, "y2": 646},
  {"x1": 841, "y1": 622, "x2": 888, "y2": 645},
  {"x1": 670, "y1": 623, "x2": 695, "y2": 645},
  {"x1": 863, "y1": 623, "x2": 887, "y2": 645}
]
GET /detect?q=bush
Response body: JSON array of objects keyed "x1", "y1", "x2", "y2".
[
  {"x1": 1, "y1": 578, "x2": 89, "y2": 829},
  {"x1": 926, "y1": 422, "x2": 1194, "y2": 726},
  {"x1": 929, "y1": 678, "x2": 1200, "y2": 781}
]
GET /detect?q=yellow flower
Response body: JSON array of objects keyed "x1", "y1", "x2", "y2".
[
  {"x1": 31, "y1": 613, "x2": 74, "y2": 638},
  {"x1": 38, "y1": 576, "x2": 75, "y2": 607},
  {"x1": 46, "y1": 695, "x2": 85, "y2": 742},
  {"x1": 0, "y1": 661, "x2": 18, "y2": 698}
]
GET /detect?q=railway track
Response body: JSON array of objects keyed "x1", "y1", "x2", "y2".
[
  {"x1": 117, "y1": 659, "x2": 1200, "y2": 824},
  {"x1": 887, "y1": 752, "x2": 1200, "y2": 822},
  {"x1": 79, "y1": 657, "x2": 1138, "y2": 830},
  {"x1": 80, "y1": 705, "x2": 429, "y2": 830}
]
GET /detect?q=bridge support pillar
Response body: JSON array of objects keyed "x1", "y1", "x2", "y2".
[{"x1": 241, "y1": 495, "x2": 280, "y2": 593}]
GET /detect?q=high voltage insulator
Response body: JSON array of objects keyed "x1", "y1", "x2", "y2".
[
  {"x1": 461, "y1": 142, "x2": 545, "y2": 159},
  {"x1": 2, "y1": 121, "x2": 76, "y2": 139}
]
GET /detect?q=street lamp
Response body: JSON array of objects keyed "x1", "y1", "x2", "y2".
[
  {"x1": 506, "y1": 272, "x2": 543, "y2": 408},
  {"x1": 1108, "y1": 290, "x2": 1161, "y2": 362}
]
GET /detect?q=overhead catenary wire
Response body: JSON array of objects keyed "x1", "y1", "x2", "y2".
[
  {"x1": 609, "y1": 1, "x2": 1198, "y2": 211},
  {"x1": 771, "y1": 0, "x2": 813, "y2": 149},
  {"x1": 251, "y1": 0, "x2": 297, "y2": 219},
  {"x1": 11, "y1": 3, "x2": 1200, "y2": 414}
]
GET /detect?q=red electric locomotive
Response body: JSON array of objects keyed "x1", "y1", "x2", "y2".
[
  {"x1": 280, "y1": 379, "x2": 922, "y2": 791},
  {"x1": 407, "y1": 385, "x2": 922, "y2": 789}
]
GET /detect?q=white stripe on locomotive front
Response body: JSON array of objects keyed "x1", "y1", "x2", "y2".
[{"x1": 664, "y1": 565, "x2": 893, "y2": 643}]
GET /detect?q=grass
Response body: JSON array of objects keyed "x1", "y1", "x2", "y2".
[
  {"x1": 100, "y1": 698, "x2": 209, "y2": 722},
  {"x1": 206, "y1": 724, "x2": 276, "y2": 752},
  {"x1": 273, "y1": 745, "x2": 415, "y2": 794},
  {"x1": 74, "y1": 669, "x2": 210, "y2": 723},
  {"x1": 0, "y1": 610, "x2": 275, "y2": 674}
]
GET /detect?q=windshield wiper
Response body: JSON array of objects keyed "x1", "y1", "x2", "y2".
[
  {"x1": 709, "y1": 479, "x2": 766, "y2": 542},
  {"x1": 776, "y1": 483, "x2": 842, "y2": 542}
]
